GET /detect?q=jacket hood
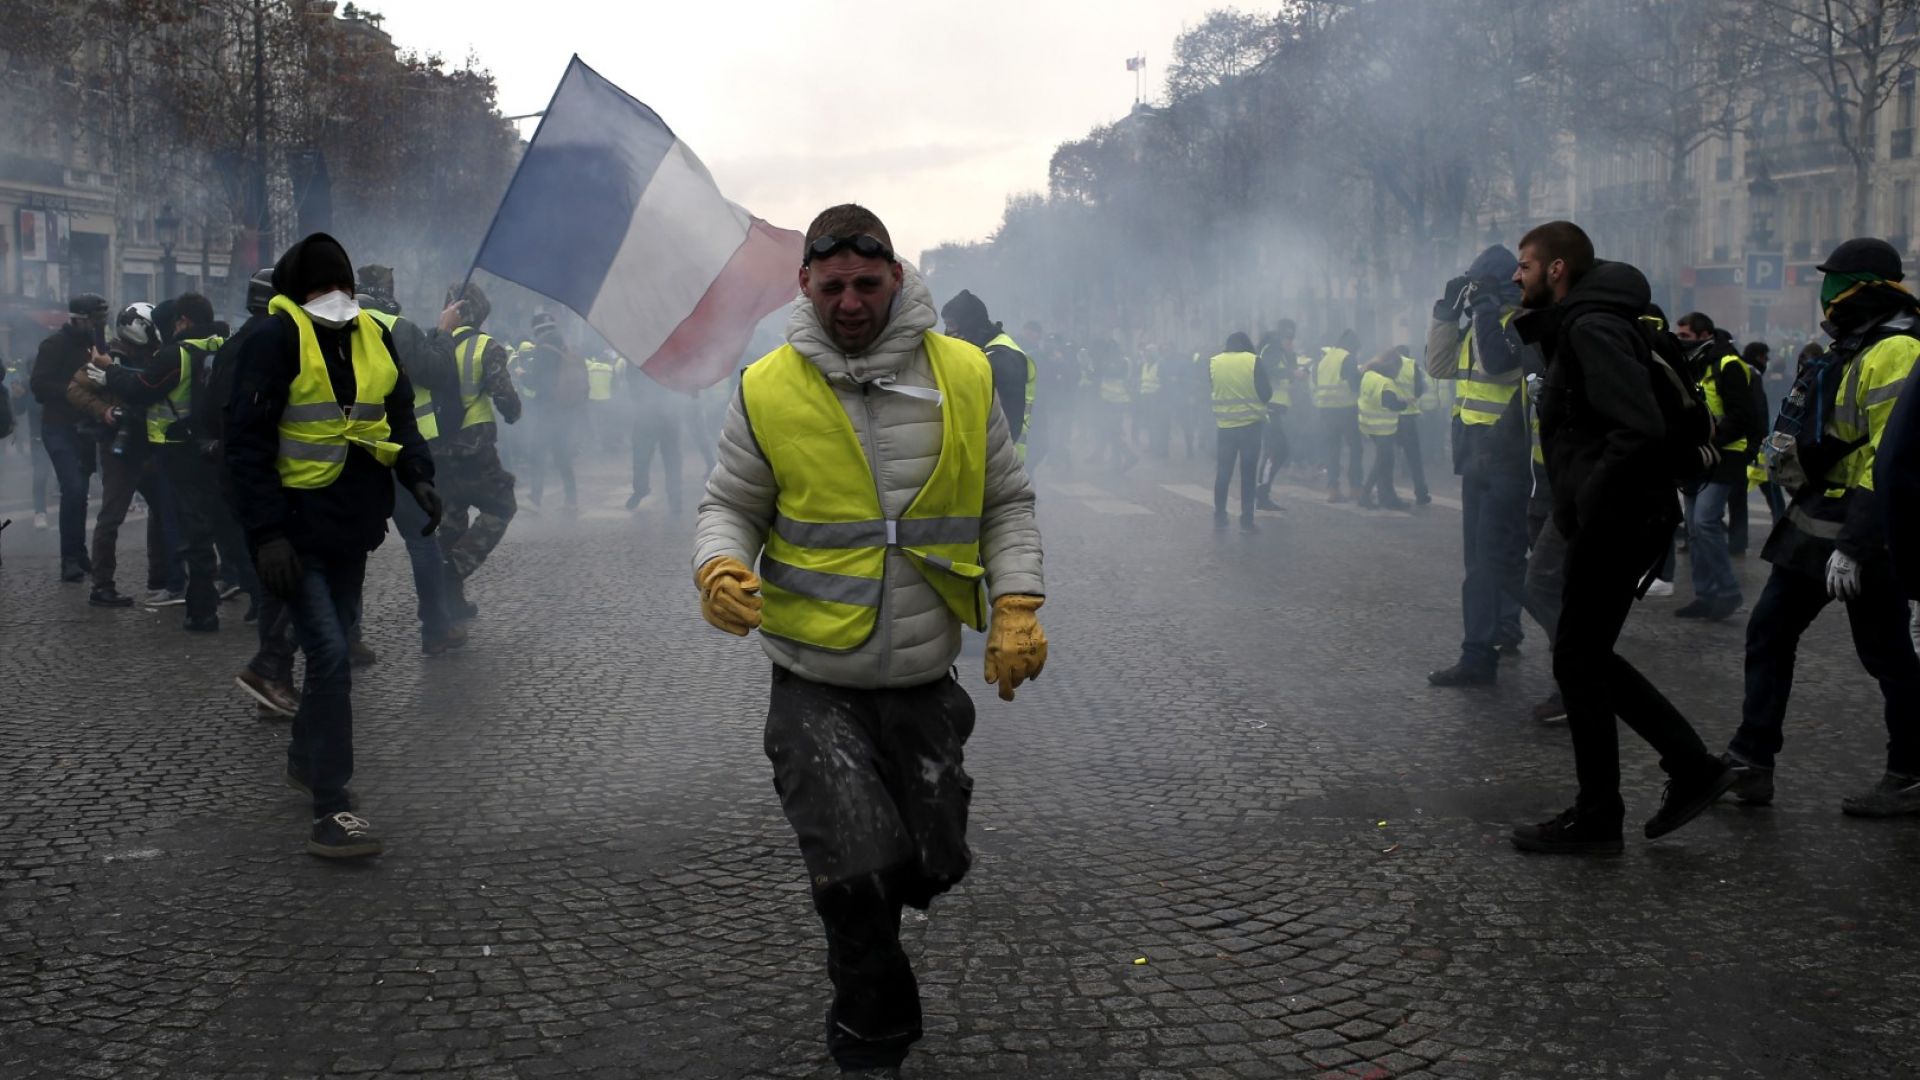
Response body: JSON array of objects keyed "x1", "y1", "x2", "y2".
[
  {"x1": 1468, "y1": 244, "x2": 1519, "y2": 282},
  {"x1": 271, "y1": 232, "x2": 355, "y2": 301},
  {"x1": 786, "y1": 260, "x2": 937, "y2": 381},
  {"x1": 1563, "y1": 259, "x2": 1652, "y2": 316}
]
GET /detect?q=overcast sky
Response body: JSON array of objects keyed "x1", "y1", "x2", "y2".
[{"x1": 375, "y1": 0, "x2": 1227, "y2": 260}]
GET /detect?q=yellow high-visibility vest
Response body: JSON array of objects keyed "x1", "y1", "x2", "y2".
[
  {"x1": 364, "y1": 309, "x2": 437, "y2": 442},
  {"x1": 1210, "y1": 351, "x2": 1263, "y2": 428},
  {"x1": 451, "y1": 327, "x2": 498, "y2": 430},
  {"x1": 1138, "y1": 357, "x2": 1161, "y2": 396},
  {"x1": 1452, "y1": 312, "x2": 1520, "y2": 426},
  {"x1": 741, "y1": 332, "x2": 992, "y2": 650},
  {"x1": 1698, "y1": 352, "x2": 1752, "y2": 454},
  {"x1": 1357, "y1": 370, "x2": 1400, "y2": 436},
  {"x1": 1391, "y1": 356, "x2": 1422, "y2": 417},
  {"x1": 1314, "y1": 347, "x2": 1356, "y2": 408},
  {"x1": 982, "y1": 331, "x2": 1036, "y2": 456},
  {"x1": 147, "y1": 335, "x2": 224, "y2": 444},
  {"x1": 268, "y1": 295, "x2": 399, "y2": 489},
  {"x1": 585, "y1": 358, "x2": 615, "y2": 401}
]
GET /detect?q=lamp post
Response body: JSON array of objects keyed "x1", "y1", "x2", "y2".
[{"x1": 156, "y1": 204, "x2": 181, "y2": 299}]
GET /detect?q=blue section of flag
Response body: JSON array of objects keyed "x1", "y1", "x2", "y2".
[{"x1": 471, "y1": 56, "x2": 678, "y2": 315}]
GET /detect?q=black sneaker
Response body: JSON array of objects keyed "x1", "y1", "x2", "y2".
[
  {"x1": 1720, "y1": 751, "x2": 1774, "y2": 806},
  {"x1": 1213, "y1": 511, "x2": 1229, "y2": 530},
  {"x1": 1512, "y1": 805, "x2": 1625, "y2": 855},
  {"x1": 1255, "y1": 496, "x2": 1283, "y2": 512},
  {"x1": 89, "y1": 586, "x2": 134, "y2": 608},
  {"x1": 626, "y1": 490, "x2": 646, "y2": 510},
  {"x1": 307, "y1": 812, "x2": 383, "y2": 859},
  {"x1": 1840, "y1": 771, "x2": 1920, "y2": 818},
  {"x1": 1356, "y1": 495, "x2": 1378, "y2": 510},
  {"x1": 1645, "y1": 763, "x2": 1738, "y2": 839},
  {"x1": 1495, "y1": 642, "x2": 1523, "y2": 660},
  {"x1": 840, "y1": 1069, "x2": 902, "y2": 1079},
  {"x1": 1428, "y1": 662, "x2": 1496, "y2": 687},
  {"x1": 286, "y1": 768, "x2": 354, "y2": 808},
  {"x1": 1530, "y1": 692, "x2": 1568, "y2": 724},
  {"x1": 348, "y1": 640, "x2": 377, "y2": 668},
  {"x1": 1239, "y1": 517, "x2": 1258, "y2": 533},
  {"x1": 184, "y1": 613, "x2": 220, "y2": 633},
  {"x1": 218, "y1": 582, "x2": 245, "y2": 601},
  {"x1": 60, "y1": 558, "x2": 87, "y2": 583},
  {"x1": 1674, "y1": 599, "x2": 1713, "y2": 619},
  {"x1": 1415, "y1": 493, "x2": 1433, "y2": 506},
  {"x1": 1705, "y1": 595, "x2": 1744, "y2": 622}
]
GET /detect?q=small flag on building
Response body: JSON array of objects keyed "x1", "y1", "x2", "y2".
[
  {"x1": 1126, "y1": 55, "x2": 1145, "y2": 72},
  {"x1": 469, "y1": 56, "x2": 801, "y2": 392}
]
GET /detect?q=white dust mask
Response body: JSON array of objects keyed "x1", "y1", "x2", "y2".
[{"x1": 302, "y1": 290, "x2": 361, "y2": 329}]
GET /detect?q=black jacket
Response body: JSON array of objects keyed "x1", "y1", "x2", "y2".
[
  {"x1": 983, "y1": 341, "x2": 1030, "y2": 441},
  {"x1": 1516, "y1": 261, "x2": 1676, "y2": 542},
  {"x1": 1881, "y1": 373, "x2": 1920, "y2": 599},
  {"x1": 31, "y1": 323, "x2": 96, "y2": 428},
  {"x1": 1693, "y1": 344, "x2": 1763, "y2": 485},
  {"x1": 224, "y1": 234, "x2": 434, "y2": 556}
]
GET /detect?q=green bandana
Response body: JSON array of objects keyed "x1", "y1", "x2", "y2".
[{"x1": 1821, "y1": 271, "x2": 1879, "y2": 308}]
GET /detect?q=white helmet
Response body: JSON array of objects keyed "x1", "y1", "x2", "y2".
[{"x1": 117, "y1": 301, "x2": 157, "y2": 347}]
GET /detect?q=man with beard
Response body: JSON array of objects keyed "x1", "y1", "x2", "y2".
[
  {"x1": 1509, "y1": 220, "x2": 1734, "y2": 854},
  {"x1": 695, "y1": 204, "x2": 1047, "y2": 1077}
]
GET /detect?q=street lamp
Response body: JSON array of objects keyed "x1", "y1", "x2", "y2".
[{"x1": 156, "y1": 204, "x2": 181, "y2": 299}]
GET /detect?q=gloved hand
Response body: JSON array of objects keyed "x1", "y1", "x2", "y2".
[
  {"x1": 255, "y1": 537, "x2": 303, "y2": 600},
  {"x1": 83, "y1": 362, "x2": 109, "y2": 385},
  {"x1": 696, "y1": 556, "x2": 762, "y2": 636},
  {"x1": 1432, "y1": 275, "x2": 1471, "y2": 321},
  {"x1": 1826, "y1": 550, "x2": 1862, "y2": 601},
  {"x1": 984, "y1": 594, "x2": 1048, "y2": 702},
  {"x1": 408, "y1": 480, "x2": 443, "y2": 537}
]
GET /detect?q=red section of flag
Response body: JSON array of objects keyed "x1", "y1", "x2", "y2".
[{"x1": 641, "y1": 216, "x2": 802, "y2": 392}]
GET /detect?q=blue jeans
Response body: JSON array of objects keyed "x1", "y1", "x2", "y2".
[
  {"x1": 1685, "y1": 481, "x2": 1741, "y2": 603},
  {"x1": 286, "y1": 554, "x2": 366, "y2": 817},
  {"x1": 40, "y1": 424, "x2": 96, "y2": 561},
  {"x1": 1733, "y1": 562, "x2": 1920, "y2": 773},
  {"x1": 1459, "y1": 470, "x2": 1531, "y2": 671},
  {"x1": 391, "y1": 476, "x2": 451, "y2": 646}
]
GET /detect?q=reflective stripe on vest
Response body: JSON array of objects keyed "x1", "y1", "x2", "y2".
[
  {"x1": 1210, "y1": 351, "x2": 1263, "y2": 428},
  {"x1": 1138, "y1": 358, "x2": 1161, "y2": 396},
  {"x1": 146, "y1": 335, "x2": 223, "y2": 444},
  {"x1": 1100, "y1": 375, "x2": 1130, "y2": 404},
  {"x1": 268, "y1": 295, "x2": 399, "y2": 488},
  {"x1": 1357, "y1": 370, "x2": 1400, "y2": 436},
  {"x1": 365, "y1": 309, "x2": 437, "y2": 441},
  {"x1": 1698, "y1": 352, "x2": 1751, "y2": 453},
  {"x1": 1391, "y1": 356, "x2": 1421, "y2": 417},
  {"x1": 1451, "y1": 312, "x2": 1520, "y2": 426},
  {"x1": 741, "y1": 331, "x2": 992, "y2": 650},
  {"x1": 1314, "y1": 347, "x2": 1356, "y2": 408},
  {"x1": 452, "y1": 327, "x2": 496, "y2": 429}
]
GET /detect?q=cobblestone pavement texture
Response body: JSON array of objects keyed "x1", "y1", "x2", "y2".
[{"x1": 3, "y1": 440, "x2": 1918, "y2": 1079}]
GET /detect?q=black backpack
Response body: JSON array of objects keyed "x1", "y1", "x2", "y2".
[{"x1": 1632, "y1": 316, "x2": 1719, "y2": 489}]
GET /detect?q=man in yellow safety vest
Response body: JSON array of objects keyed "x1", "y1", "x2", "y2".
[
  {"x1": 694, "y1": 204, "x2": 1047, "y2": 1077},
  {"x1": 1314, "y1": 329, "x2": 1364, "y2": 501}
]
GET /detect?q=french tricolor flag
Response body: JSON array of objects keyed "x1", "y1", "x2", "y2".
[{"x1": 471, "y1": 57, "x2": 800, "y2": 392}]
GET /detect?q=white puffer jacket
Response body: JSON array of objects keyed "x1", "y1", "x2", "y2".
[{"x1": 693, "y1": 265, "x2": 1044, "y2": 690}]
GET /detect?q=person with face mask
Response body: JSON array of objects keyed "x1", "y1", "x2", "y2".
[
  {"x1": 694, "y1": 204, "x2": 1046, "y2": 1079},
  {"x1": 1719, "y1": 238, "x2": 1920, "y2": 818},
  {"x1": 938, "y1": 289, "x2": 1033, "y2": 463},
  {"x1": 31, "y1": 293, "x2": 110, "y2": 581},
  {"x1": 66, "y1": 302, "x2": 174, "y2": 609},
  {"x1": 1671, "y1": 312, "x2": 1759, "y2": 621},
  {"x1": 224, "y1": 233, "x2": 443, "y2": 859}
]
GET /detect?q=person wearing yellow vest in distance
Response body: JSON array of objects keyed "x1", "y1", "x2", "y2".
[
  {"x1": 1722, "y1": 238, "x2": 1920, "y2": 817},
  {"x1": 1252, "y1": 321, "x2": 1295, "y2": 512},
  {"x1": 1209, "y1": 332, "x2": 1272, "y2": 531},
  {"x1": 1389, "y1": 343, "x2": 1431, "y2": 506},
  {"x1": 1313, "y1": 330, "x2": 1363, "y2": 502},
  {"x1": 354, "y1": 266, "x2": 465, "y2": 656},
  {"x1": 97, "y1": 292, "x2": 239, "y2": 631},
  {"x1": 1356, "y1": 349, "x2": 1412, "y2": 511},
  {"x1": 1133, "y1": 342, "x2": 1168, "y2": 458},
  {"x1": 1671, "y1": 313, "x2": 1760, "y2": 621},
  {"x1": 937, "y1": 289, "x2": 1033, "y2": 465},
  {"x1": 1090, "y1": 334, "x2": 1139, "y2": 472},
  {"x1": 584, "y1": 351, "x2": 617, "y2": 449},
  {"x1": 520, "y1": 313, "x2": 585, "y2": 512},
  {"x1": 431, "y1": 283, "x2": 521, "y2": 626},
  {"x1": 224, "y1": 233, "x2": 442, "y2": 859},
  {"x1": 694, "y1": 205, "x2": 1046, "y2": 1079},
  {"x1": 1426, "y1": 244, "x2": 1534, "y2": 687}
]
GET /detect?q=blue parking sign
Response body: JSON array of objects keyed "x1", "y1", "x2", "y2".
[{"x1": 1746, "y1": 253, "x2": 1785, "y2": 292}]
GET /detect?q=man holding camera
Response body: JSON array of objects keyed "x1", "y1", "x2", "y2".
[{"x1": 1426, "y1": 245, "x2": 1533, "y2": 687}]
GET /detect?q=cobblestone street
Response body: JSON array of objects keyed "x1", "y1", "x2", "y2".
[{"x1": 3, "y1": 448, "x2": 1917, "y2": 1080}]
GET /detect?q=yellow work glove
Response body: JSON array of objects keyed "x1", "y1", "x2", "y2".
[
  {"x1": 695, "y1": 556, "x2": 763, "y2": 636},
  {"x1": 984, "y1": 594, "x2": 1048, "y2": 702}
]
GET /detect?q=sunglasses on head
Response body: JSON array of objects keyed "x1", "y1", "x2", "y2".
[{"x1": 804, "y1": 233, "x2": 894, "y2": 266}]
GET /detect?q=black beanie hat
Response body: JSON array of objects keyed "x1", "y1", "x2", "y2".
[{"x1": 940, "y1": 289, "x2": 990, "y2": 331}]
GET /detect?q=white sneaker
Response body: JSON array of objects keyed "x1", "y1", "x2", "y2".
[
  {"x1": 143, "y1": 588, "x2": 185, "y2": 607},
  {"x1": 1645, "y1": 579, "x2": 1675, "y2": 597},
  {"x1": 33, "y1": 512, "x2": 48, "y2": 529}
]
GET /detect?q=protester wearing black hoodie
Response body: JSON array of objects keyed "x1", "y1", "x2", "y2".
[
  {"x1": 1509, "y1": 221, "x2": 1734, "y2": 855},
  {"x1": 1425, "y1": 244, "x2": 1533, "y2": 686},
  {"x1": 225, "y1": 232, "x2": 441, "y2": 859}
]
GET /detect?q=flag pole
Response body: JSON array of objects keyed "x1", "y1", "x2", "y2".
[{"x1": 459, "y1": 54, "x2": 580, "y2": 297}]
